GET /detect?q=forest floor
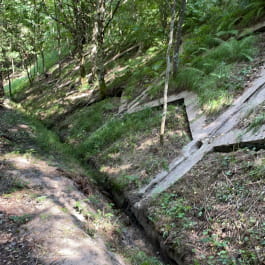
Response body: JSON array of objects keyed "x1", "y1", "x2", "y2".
[
  {"x1": 2, "y1": 30, "x2": 265, "y2": 265},
  {"x1": 0, "y1": 107, "x2": 162, "y2": 265}
]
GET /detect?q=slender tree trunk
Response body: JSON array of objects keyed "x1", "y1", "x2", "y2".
[
  {"x1": 160, "y1": 0, "x2": 177, "y2": 145},
  {"x1": 0, "y1": 71, "x2": 5, "y2": 106},
  {"x1": 33, "y1": 55, "x2": 36, "y2": 76},
  {"x1": 20, "y1": 53, "x2": 25, "y2": 71},
  {"x1": 7, "y1": 71, "x2": 12, "y2": 98},
  {"x1": 58, "y1": 31, "x2": 62, "y2": 76},
  {"x1": 172, "y1": 0, "x2": 186, "y2": 77},
  {"x1": 11, "y1": 58, "x2": 15, "y2": 76},
  {"x1": 79, "y1": 46, "x2": 86, "y2": 85},
  {"x1": 36, "y1": 54, "x2": 39, "y2": 75},
  {"x1": 96, "y1": 32, "x2": 106, "y2": 96},
  {"x1": 92, "y1": 0, "x2": 107, "y2": 97},
  {"x1": 41, "y1": 50, "x2": 45, "y2": 73},
  {"x1": 26, "y1": 66, "x2": 33, "y2": 84},
  {"x1": 54, "y1": 0, "x2": 62, "y2": 76},
  {"x1": 158, "y1": 2, "x2": 169, "y2": 32}
]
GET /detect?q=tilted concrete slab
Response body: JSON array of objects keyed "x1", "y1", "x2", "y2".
[
  {"x1": 204, "y1": 67, "x2": 265, "y2": 138},
  {"x1": 133, "y1": 65, "x2": 265, "y2": 209},
  {"x1": 126, "y1": 91, "x2": 207, "y2": 141}
]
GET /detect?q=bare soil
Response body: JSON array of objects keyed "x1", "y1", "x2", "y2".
[{"x1": 0, "y1": 106, "x2": 162, "y2": 265}]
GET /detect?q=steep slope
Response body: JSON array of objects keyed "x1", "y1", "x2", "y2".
[
  {"x1": 6, "y1": 29, "x2": 265, "y2": 265},
  {"x1": 0, "y1": 106, "x2": 164, "y2": 265}
]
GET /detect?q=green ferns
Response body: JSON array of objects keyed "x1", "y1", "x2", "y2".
[{"x1": 176, "y1": 36, "x2": 257, "y2": 113}]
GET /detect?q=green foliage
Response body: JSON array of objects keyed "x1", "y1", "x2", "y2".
[
  {"x1": 108, "y1": 46, "x2": 165, "y2": 99},
  {"x1": 112, "y1": 174, "x2": 141, "y2": 192},
  {"x1": 126, "y1": 249, "x2": 164, "y2": 265},
  {"x1": 1, "y1": 106, "x2": 76, "y2": 168},
  {"x1": 61, "y1": 98, "x2": 118, "y2": 145},
  {"x1": 176, "y1": 36, "x2": 257, "y2": 113},
  {"x1": 3, "y1": 178, "x2": 28, "y2": 194},
  {"x1": 249, "y1": 159, "x2": 265, "y2": 180},
  {"x1": 9, "y1": 214, "x2": 32, "y2": 225},
  {"x1": 79, "y1": 108, "x2": 161, "y2": 159},
  {"x1": 5, "y1": 76, "x2": 30, "y2": 96},
  {"x1": 248, "y1": 113, "x2": 265, "y2": 133},
  {"x1": 160, "y1": 194, "x2": 191, "y2": 220},
  {"x1": 197, "y1": 37, "x2": 257, "y2": 64},
  {"x1": 175, "y1": 67, "x2": 204, "y2": 91},
  {"x1": 149, "y1": 193, "x2": 193, "y2": 241}
]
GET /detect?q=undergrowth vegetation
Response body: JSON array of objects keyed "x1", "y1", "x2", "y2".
[
  {"x1": 56, "y1": 101, "x2": 190, "y2": 191},
  {"x1": 2, "y1": 1, "x2": 265, "y2": 264},
  {"x1": 179, "y1": 36, "x2": 258, "y2": 113},
  {"x1": 0, "y1": 104, "x2": 76, "y2": 170},
  {"x1": 5, "y1": 48, "x2": 70, "y2": 97},
  {"x1": 148, "y1": 149, "x2": 265, "y2": 265}
]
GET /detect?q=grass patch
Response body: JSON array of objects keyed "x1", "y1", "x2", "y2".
[
  {"x1": 7, "y1": 46, "x2": 71, "y2": 97},
  {"x1": 125, "y1": 249, "x2": 164, "y2": 265},
  {"x1": 9, "y1": 214, "x2": 32, "y2": 225},
  {"x1": 0, "y1": 177, "x2": 29, "y2": 195},
  {"x1": 80, "y1": 107, "x2": 162, "y2": 159},
  {"x1": 84, "y1": 104, "x2": 190, "y2": 190},
  {"x1": 248, "y1": 112, "x2": 265, "y2": 133},
  {"x1": 5, "y1": 76, "x2": 30, "y2": 96},
  {"x1": 107, "y1": 46, "x2": 166, "y2": 100},
  {"x1": 58, "y1": 98, "x2": 119, "y2": 145},
  {"x1": 0, "y1": 106, "x2": 78, "y2": 171}
]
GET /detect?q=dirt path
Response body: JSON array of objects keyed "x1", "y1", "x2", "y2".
[
  {"x1": 0, "y1": 154, "x2": 127, "y2": 265},
  {"x1": 0, "y1": 107, "x2": 162, "y2": 265}
]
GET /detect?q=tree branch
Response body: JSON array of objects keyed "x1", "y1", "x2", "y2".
[{"x1": 104, "y1": 0, "x2": 123, "y2": 33}]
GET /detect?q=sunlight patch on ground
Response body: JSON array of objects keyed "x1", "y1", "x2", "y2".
[{"x1": 101, "y1": 163, "x2": 132, "y2": 175}]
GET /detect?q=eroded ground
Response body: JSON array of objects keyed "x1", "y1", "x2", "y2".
[{"x1": 0, "y1": 106, "x2": 164, "y2": 265}]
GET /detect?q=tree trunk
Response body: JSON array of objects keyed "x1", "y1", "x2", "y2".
[
  {"x1": 0, "y1": 71, "x2": 5, "y2": 106},
  {"x1": 92, "y1": 0, "x2": 107, "y2": 97},
  {"x1": 7, "y1": 71, "x2": 12, "y2": 98},
  {"x1": 41, "y1": 50, "x2": 45, "y2": 73},
  {"x1": 172, "y1": 0, "x2": 186, "y2": 77},
  {"x1": 54, "y1": 0, "x2": 62, "y2": 76},
  {"x1": 20, "y1": 53, "x2": 25, "y2": 70},
  {"x1": 11, "y1": 58, "x2": 15, "y2": 76},
  {"x1": 35, "y1": 54, "x2": 39, "y2": 75},
  {"x1": 160, "y1": 0, "x2": 177, "y2": 145},
  {"x1": 79, "y1": 48, "x2": 86, "y2": 85},
  {"x1": 26, "y1": 66, "x2": 33, "y2": 84}
]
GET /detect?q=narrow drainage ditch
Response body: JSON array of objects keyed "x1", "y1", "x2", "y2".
[
  {"x1": 33, "y1": 111, "x2": 184, "y2": 265},
  {"x1": 35, "y1": 122, "x2": 177, "y2": 264},
  {"x1": 85, "y1": 164, "x2": 181, "y2": 265},
  {"x1": 46, "y1": 102, "x2": 215, "y2": 264},
  {"x1": 35, "y1": 100, "x2": 264, "y2": 265}
]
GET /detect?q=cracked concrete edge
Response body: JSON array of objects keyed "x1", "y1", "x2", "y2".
[
  {"x1": 205, "y1": 67, "x2": 265, "y2": 137},
  {"x1": 132, "y1": 68, "x2": 265, "y2": 209},
  {"x1": 125, "y1": 90, "x2": 206, "y2": 142}
]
